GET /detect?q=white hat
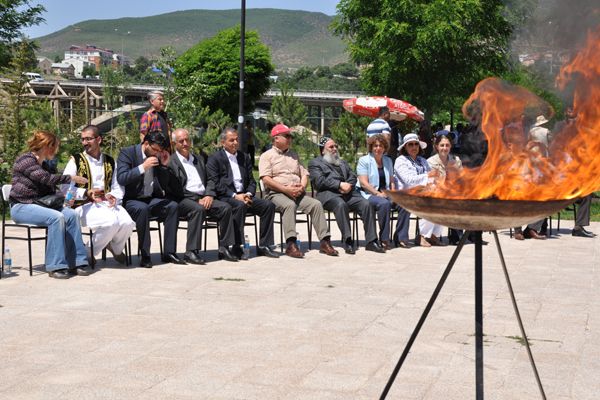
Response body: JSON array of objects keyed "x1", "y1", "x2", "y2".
[
  {"x1": 533, "y1": 115, "x2": 549, "y2": 127},
  {"x1": 398, "y1": 133, "x2": 427, "y2": 152}
]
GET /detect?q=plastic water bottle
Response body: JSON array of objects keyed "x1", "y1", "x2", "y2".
[
  {"x1": 243, "y1": 234, "x2": 250, "y2": 259},
  {"x1": 3, "y1": 248, "x2": 12, "y2": 274},
  {"x1": 296, "y1": 232, "x2": 302, "y2": 252},
  {"x1": 64, "y1": 182, "x2": 76, "y2": 207}
]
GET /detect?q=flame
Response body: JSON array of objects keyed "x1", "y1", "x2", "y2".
[{"x1": 410, "y1": 27, "x2": 600, "y2": 201}]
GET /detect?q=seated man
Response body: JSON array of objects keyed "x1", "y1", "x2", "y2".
[
  {"x1": 167, "y1": 128, "x2": 238, "y2": 263},
  {"x1": 63, "y1": 124, "x2": 134, "y2": 265},
  {"x1": 206, "y1": 127, "x2": 279, "y2": 259},
  {"x1": 259, "y1": 123, "x2": 338, "y2": 258},
  {"x1": 117, "y1": 131, "x2": 184, "y2": 268},
  {"x1": 308, "y1": 137, "x2": 385, "y2": 254}
]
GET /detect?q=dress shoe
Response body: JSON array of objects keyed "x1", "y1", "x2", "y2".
[
  {"x1": 218, "y1": 247, "x2": 239, "y2": 262},
  {"x1": 514, "y1": 233, "x2": 525, "y2": 241},
  {"x1": 106, "y1": 243, "x2": 127, "y2": 265},
  {"x1": 524, "y1": 228, "x2": 546, "y2": 240},
  {"x1": 285, "y1": 242, "x2": 304, "y2": 258},
  {"x1": 418, "y1": 235, "x2": 432, "y2": 247},
  {"x1": 256, "y1": 246, "x2": 280, "y2": 258},
  {"x1": 319, "y1": 239, "x2": 339, "y2": 256},
  {"x1": 572, "y1": 228, "x2": 594, "y2": 238},
  {"x1": 344, "y1": 243, "x2": 356, "y2": 254},
  {"x1": 381, "y1": 240, "x2": 393, "y2": 251},
  {"x1": 184, "y1": 250, "x2": 206, "y2": 265},
  {"x1": 162, "y1": 253, "x2": 187, "y2": 264},
  {"x1": 73, "y1": 265, "x2": 93, "y2": 276},
  {"x1": 48, "y1": 269, "x2": 70, "y2": 279},
  {"x1": 139, "y1": 256, "x2": 153, "y2": 268},
  {"x1": 427, "y1": 235, "x2": 446, "y2": 246},
  {"x1": 231, "y1": 245, "x2": 249, "y2": 261},
  {"x1": 581, "y1": 227, "x2": 597, "y2": 236},
  {"x1": 365, "y1": 240, "x2": 385, "y2": 253},
  {"x1": 395, "y1": 240, "x2": 411, "y2": 249}
]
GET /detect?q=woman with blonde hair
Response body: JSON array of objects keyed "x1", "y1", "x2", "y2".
[{"x1": 10, "y1": 130, "x2": 90, "y2": 279}]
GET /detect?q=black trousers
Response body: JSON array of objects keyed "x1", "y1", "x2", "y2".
[
  {"x1": 575, "y1": 194, "x2": 592, "y2": 227},
  {"x1": 323, "y1": 193, "x2": 377, "y2": 244},
  {"x1": 125, "y1": 197, "x2": 179, "y2": 257},
  {"x1": 221, "y1": 196, "x2": 276, "y2": 247},
  {"x1": 177, "y1": 197, "x2": 235, "y2": 251}
]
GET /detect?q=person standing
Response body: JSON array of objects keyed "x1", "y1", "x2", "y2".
[
  {"x1": 62, "y1": 125, "x2": 134, "y2": 265},
  {"x1": 139, "y1": 90, "x2": 172, "y2": 149},
  {"x1": 308, "y1": 136, "x2": 385, "y2": 254},
  {"x1": 259, "y1": 123, "x2": 338, "y2": 258},
  {"x1": 117, "y1": 131, "x2": 184, "y2": 268},
  {"x1": 206, "y1": 127, "x2": 279, "y2": 259},
  {"x1": 168, "y1": 128, "x2": 239, "y2": 263}
]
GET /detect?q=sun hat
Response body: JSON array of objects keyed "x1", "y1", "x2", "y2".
[
  {"x1": 271, "y1": 123, "x2": 291, "y2": 137},
  {"x1": 398, "y1": 133, "x2": 427, "y2": 151},
  {"x1": 533, "y1": 115, "x2": 549, "y2": 127}
]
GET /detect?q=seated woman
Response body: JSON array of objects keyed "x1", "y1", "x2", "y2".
[
  {"x1": 428, "y1": 132, "x2": 464, "y2": 245},
  {"x1": 356, "y1": 134, "x2": 398, "y2": 250},
  {"x1": 10, "y1": 130, "x2": 90, "y2": 279},
  {"x1": 394, "y1": 133, "x2": 445, "y2": 247}
]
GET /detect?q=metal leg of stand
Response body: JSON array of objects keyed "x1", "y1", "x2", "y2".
[
  {"x1": 492, "y1": 231, "x2": 547, "y2": 400},
  {"x1": 474, "y1": 231, "x2": 484, "y2": 400},
  {"x1": 379, "y1": 232, "x2": 471, "y2": 400}
]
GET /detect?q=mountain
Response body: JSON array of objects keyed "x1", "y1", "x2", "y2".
[{"x1": 33, "y1": 8, "x2": 349, "y2": 69}]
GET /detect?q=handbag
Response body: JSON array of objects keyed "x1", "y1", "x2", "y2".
[{"x1": 33, "y1": 194, "x2": 65, "y2": 210}]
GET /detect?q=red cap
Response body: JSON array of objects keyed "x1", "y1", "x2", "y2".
[{"x1": 271, "y1": 123, "x2": 291, "y2": 137}]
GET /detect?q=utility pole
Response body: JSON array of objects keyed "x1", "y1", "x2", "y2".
[{"x1": 237, "y1": 0, "x2": 246, "y2": 134}]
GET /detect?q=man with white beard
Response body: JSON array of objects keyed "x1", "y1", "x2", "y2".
[{"x1": 308, "y1": 137, "x2": 385, "y2": 254}]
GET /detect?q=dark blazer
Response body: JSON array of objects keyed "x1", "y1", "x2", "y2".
[
  {"x1": 308, "y1": 156, "x2": 358, "y2": 205},
  {"x1": 116, "y1": 144, "x2": 171, "y2": 201},
  {"x1": 206, "y1": 149, "x2": 256, "y2": 199},
  {"x1": 167, "y1": 151, "x2": 216, "y2": 201}
]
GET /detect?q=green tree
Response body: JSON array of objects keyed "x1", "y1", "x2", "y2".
[
  {"x1": 175, "y1": 26, "x2": 273, "y2": 117},
  {"x1": 328, "y1": 113, "x2": 370, "y2": 168},
  {"x1": 267, "y1": 84, "x2": 308, "y2": 127},
  {"x1": 82, "y1": 64, "x2": 96, "y2": 78},
  {"x1": 0, "y1": 0, "x2": 45, "y2": 68},
  {"x1": 332, "y1": 0, "x2": 514, "y2": 119}
]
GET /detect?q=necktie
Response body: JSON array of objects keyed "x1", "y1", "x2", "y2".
[{"x1": 143, "y1": 167, "x2": 154, "y2": 197}]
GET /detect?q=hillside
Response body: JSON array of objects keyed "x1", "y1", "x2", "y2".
[{"x1": 33, "y1": 8, "x2": 348, "y2": 69}]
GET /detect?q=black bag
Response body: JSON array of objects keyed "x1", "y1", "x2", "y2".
[{"x1": 33, "y1": 194, "x2": 64, "y2": 210}]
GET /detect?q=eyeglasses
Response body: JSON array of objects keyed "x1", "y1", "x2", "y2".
[
  {"x1": 81, "y1": 136, "x2": 98, "y2": 142},
  {"x1": 148, "y1": 144, "x2": 164, "y2": 153}
]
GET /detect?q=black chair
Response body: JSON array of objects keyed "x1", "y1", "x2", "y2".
[
  {"x1": 1, "y1": 184, "x2": 48, "y2": 277},
  {"x1": 127, "y1": 217, "x2": 163, "y2": 264}
]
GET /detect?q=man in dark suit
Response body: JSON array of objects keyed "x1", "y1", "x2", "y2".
[
  {"x1": 167, "y1": 128, "x2": 238, "y2": 263},
  {"x1": 116, "y1": 131, "x2": 185, "y2": 268},
  {"x1": 308, "y1": 136, "x2": 385, "y2": 254},
  {"x1": 206, "y1": 127, "x2": 279, "y2": 260}
]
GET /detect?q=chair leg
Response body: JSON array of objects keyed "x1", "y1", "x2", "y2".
[
  {"x1": 28, "y1": 227, "x2": 33, "y2": 276},
  {"x1": 307, "y1": 214, "x2": 312, "y2": 250},
  {"x1": 157, "y1": 221, "x2": 163, "y2": 257},
  {"x1": 252, "y1": 214, "x2": 259, "y2": 249}
]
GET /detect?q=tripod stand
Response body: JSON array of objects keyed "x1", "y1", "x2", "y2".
[{"x1": 380, "y1": 231, "x2": 547, "y2": 400}]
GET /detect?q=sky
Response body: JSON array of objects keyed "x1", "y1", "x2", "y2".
[{"x1": 21, "y1": 0, "x2": 341, "y2": 38}]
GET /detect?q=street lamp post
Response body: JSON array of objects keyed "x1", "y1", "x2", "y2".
[{"x1": 237, "y1": 0, "x2": 246, "y2": 134}]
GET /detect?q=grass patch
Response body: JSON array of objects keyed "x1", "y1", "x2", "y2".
[
  {"x1": 506, "y1": 335, "x2": 529, "y2": 346},
  {"x1": 213, "y1": 277, "x2": 246, "y2": 282}
]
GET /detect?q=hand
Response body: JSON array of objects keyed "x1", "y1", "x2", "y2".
[
  {"x1": 157, "y1": 150, "x2": 170, "y2": 165},
  {"x1": 243, "y1": 194, "x2": 253, "y2": 205},
  {"x1": 199, "y1": 195, "x2": 213, "y2": 209},
  {"x1": 105, "y1": 193, "x2": 117, "y2": 207},
  {"x1": 234, "y1": 193, "x2": 247, "y2": 203},
  {"x1": 87, "y1": 188, "x2": 105, "y2": 203},
  {"x1": 339, "y1": 182, "x2": 352, "y2": 194},
  {"x1": 142, "y1": 156, "x2": 159, "y2": 170},
  {"x1": 70, "y1": 175, "x2": 88, "y2": 185},
  {"x1": 376, "y1": 191, "x2": 388, "y2": 198},
  {"x1": 288, "y1": 184, "x2": 304, "y2": 199},
  {"x1": 428, "y1": 169, "x2": 440, "y2": 179}
]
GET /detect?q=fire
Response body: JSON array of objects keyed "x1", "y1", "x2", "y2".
[{"x1": 410, "y1": 27, "x2": 600, "y2": 201}]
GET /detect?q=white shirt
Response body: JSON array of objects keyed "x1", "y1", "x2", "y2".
[
  {"x1": 225, "y1": 150, "x2": 244, "y2": 194},
  {"x1": 62, "y1": 152, "x2": 125, "y2": 201},
  {"x1": 176, "y1": 150, "x2": 205, "y2": 195}
]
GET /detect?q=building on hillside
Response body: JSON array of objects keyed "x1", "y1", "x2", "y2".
[
  {"x1": 37, "y1": 57, "x2": 52, "y2": 75},
  {"x1": 64, "y1": 45, "x2": 114, "y2": 71},
  {"x1": 62, "y1": 58, "x2": 94, "y2": 78},
  {"x1": 51, "y1": 62, "x2": 75, "y2": 77}
]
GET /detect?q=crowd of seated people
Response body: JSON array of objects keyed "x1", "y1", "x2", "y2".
[{"x1": 5, "y1": 97, "x2": 595, "y2": 279}]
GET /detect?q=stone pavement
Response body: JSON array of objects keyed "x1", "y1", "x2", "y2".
[{"x1": 1, "y1": 219, "x2": 599, "y2": 399}]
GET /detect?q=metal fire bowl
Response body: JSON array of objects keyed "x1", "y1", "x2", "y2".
[{"x1": 386, "y1": 191, "x2": 573, "y2": 231}]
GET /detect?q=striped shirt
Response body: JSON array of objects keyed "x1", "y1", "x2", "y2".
[{"x1": 366, "y1": 118, "x2": 391, "y2": 137}]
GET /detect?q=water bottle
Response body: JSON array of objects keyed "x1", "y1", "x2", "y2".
[
  {"x1": 243, "y1": 234, "x2": 250, "y2": 259},
  {"x1": 3, "y1": 248, "x2": 12, "y2": 274},
  {"x1": 64, "y1": 182, "x2": 76, "y2": 207},
  {"x1": 296, "y1": 232, "x2": 302, "y2": 252}
]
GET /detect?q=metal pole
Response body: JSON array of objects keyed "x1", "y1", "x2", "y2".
[
  {"x1": 474, "y1": 231, "x2": 484, "y2": 400},
  {"x1": 237, "y1": 0, "x2": 246, "y2": 134},
  {"x1": 380, "y1": 232, "x2": 470, "y2": 399}
]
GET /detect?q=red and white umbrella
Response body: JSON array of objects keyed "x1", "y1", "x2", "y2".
[{"x1": 343, "y1": 96, "x2": 425, "y2": 122}]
